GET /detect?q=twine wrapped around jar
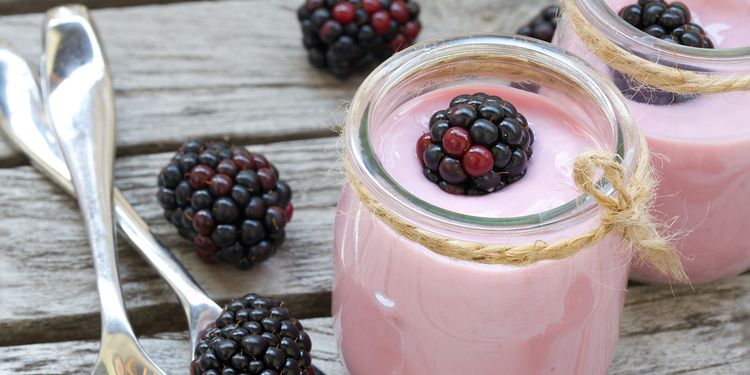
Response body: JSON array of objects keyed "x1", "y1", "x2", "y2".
[
  {"x1": 563, "y1": 0, "x2": 750, "y2": 95},
  {"x1": 343, "y1": 128, "x2": 687, "y2": 282}
]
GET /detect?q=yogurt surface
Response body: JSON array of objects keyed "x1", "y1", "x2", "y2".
[{"x1": 372, "y1": 84, "x2": 600, "y2": 218}]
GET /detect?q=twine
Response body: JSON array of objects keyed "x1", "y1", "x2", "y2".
[
  {"x1": 343, "y1": 131, "x2": 687, "y2": 281},
  {"x1": 563, "y1": 0, "x2": 750, "y2": 95}
]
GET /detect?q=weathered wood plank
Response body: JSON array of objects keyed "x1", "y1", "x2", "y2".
[
  {"x1": 612, "y1": 274, "x2": 750, "y2": 375},
  {"x1": 0, "y1": 0, "x2": 196, "y2": 16},
  {"x1": 0, "y1": 127, "x2": 747, "y2": 366},
  {"x1": 0, "y1": 318, "x2": 347, "y2": 374},
  {"x1": 0, "y1": 138, "x2": 747, "y2": 369},
  {"x1": 1, "y1": 128, "x2": 748, "y2": 371},
  {"x1": 0, "y1": 136, "x2": 342, "y2": 346},
  {"x1": 2, "y1": 273, "x2": 748, "y2": 374},
  {"x1": 0, "y1": 0, "x2": 551, "y2": 166},
  {"x1": 0, "y1": 0, "x2": 557, "y2": 16}
]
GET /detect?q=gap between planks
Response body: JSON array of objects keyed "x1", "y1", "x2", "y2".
[
  {"x1": 0, "y1": 0, "x2": 554, "y2": 167},
  {"x1": 2, "y1": 135, "x2": 748, "y2": 351},
  {"x1": 1, "y1": 295, "x2": 749, "y2": 375},
  {"x1": 0, "y1": 137, "x2": 343, "y2": 346},
  {"x1": 0, "y1": 137, "x2": 747, "y2": 372},
  {"x1": 0, "y1": 0, "x2": 205, "y2": 15}
]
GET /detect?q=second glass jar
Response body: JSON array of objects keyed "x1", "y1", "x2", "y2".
[{"x1": 555, "y1": 0, "x2": 750, "y2": 283}]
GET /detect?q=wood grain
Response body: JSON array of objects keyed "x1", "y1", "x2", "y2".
[
  {"x1": 614, "y1": 274, "x2": 750, "y2": 374},
  {"x1": 1, "y1": 0, "x2": 746, "y2": 373},
  {"x1": 0, "y1": 133, "x2": 747, "y2": 368},
  {"x1": 2, "y1": 273, "x2": 748, "y2": 374},
  {"x1": 0, "y1": 136, "x2": 342, "y2": 346},
  {"x1": 0, "y1": 0, "x2": 192, "y2": 16},
  {"x1": 0, "y1": 0, "x2": 552, "y2": 166},
  {"x1": 0, "y1": 318, "x2": 346, "y2": 374}
]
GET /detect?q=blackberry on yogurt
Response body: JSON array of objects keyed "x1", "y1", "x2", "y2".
[
  {"x1": 157, "y1": 140, "x2": 293, "y2": 270},
  {"x1": 297, "y1": 0, "x2": 422, "y2": 79},
  {"x1": 618, "y1": 0, "x2": 714, "y2": 47},
  {"x1": 417, "y1": 93, "x2": 534, "y2": 195},
  {"x1": 613, "y1": 1, "x2": 714, "y2": 105}
]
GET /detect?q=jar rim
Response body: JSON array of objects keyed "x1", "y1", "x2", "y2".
[
  {"x1": 577, "y1": 0, "x2": 750, "y2": 61},
  {"x1": 345, "y1": 34, "x2": 639, "y2": 234}
]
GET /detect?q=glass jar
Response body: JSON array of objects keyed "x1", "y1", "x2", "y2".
[
  {"x1": 555, "y1": 0, "x2": 750, "y2": 283},
  {"x1": 333, "y1": 34, "x2": 644, "y2": 374}
]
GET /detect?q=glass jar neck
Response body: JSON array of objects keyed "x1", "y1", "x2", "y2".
[
  {"x1": 345, "y1": 34, "x2": 639, "y2": 239},
  {"x1": 575, "y1": 0, "x2": 750, "y2": 73}
]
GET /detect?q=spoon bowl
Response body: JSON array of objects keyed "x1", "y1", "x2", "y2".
[
  {"x1": 41, "y1": 6, "x2": 166, "y2": 375},
  {"x1": 0, "y1": 8, "x2": 221, "y2": 364},
  {"x1": 0, "y1": 6, "x2": 323, "y2": 374}
]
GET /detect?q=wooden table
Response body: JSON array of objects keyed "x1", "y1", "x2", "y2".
[{"x1": 0, "y1": 0, "x2": 747, "y2": 373}]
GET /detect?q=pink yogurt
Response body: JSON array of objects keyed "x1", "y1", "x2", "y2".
[
  {"x1": 372, "y1": 85, "x2": 602, "y2": 217},
  {"x1": 556, "y1": 0, "x2": 750, "y2": 283},
  {"x1": 333, "y1": 85, "x2": 632, "y2": 374}
]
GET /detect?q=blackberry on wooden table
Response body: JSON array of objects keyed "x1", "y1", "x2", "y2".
[
  {"x1": 191, "y1": 294, "x2": 319, "y2": 375},
  {"x1": 417, "y1": 93, "x2": 534, "y2": 196},
  {"x1": 516, "y1": 5, "x2": 561, "y2": 43},
  {"x1": 297, "y1": 0, "x2": 422, "y2": 79},
  {"x1": 512, "y1": 4, "x2": 561, "y2": 93},
  {"x1": 157, "y1": 140, "x2": 293, "y2": 269}
]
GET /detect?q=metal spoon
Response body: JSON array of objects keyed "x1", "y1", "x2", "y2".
[
  {"x1": 40, "y1": 6, "x2": 166, "y2": 375},
  {"x1": 0, "y1": 5, "x2": 221, "y2": 360},
  {"x1": 1, "y1": 6, "x2": 326, "y2": 374}
]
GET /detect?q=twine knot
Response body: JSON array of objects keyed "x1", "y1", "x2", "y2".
[
  {"x1": 344, "y1": 139, "x2": 686, "y2": 281},
  {"x1": 573, "y1": 152, "x2": 686, "y2": 281}
]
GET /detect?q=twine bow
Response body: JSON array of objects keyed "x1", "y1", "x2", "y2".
[
  {"x1": 563, "y1": 0, "x2": 750, "y2": 95},
  {"x1": 344, "y1": 134, "x2": 687, "y2": 281}
]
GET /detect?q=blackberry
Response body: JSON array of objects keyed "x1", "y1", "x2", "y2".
[
  {"x1": 417, "y1": 93, "x2": 534, "y2": 195},
  {"x1": 617, "y1": 1, "x2": 713, "y2": 48},
  {"x1": 516, "y1": 5, "x2": 561, "y2": 43},
  {"x1": 613, "y1": 1, "x2": 713, "y2": 105},
  {"x1": 191, "y1": 294, "x2": 323, "y2": 375},
  {"x1": 513, "y1": 5, "x2": 561, "y2": 93},
  {"x1": 297, "y1": 0, "x2": 422, "y2": 79},
  {"x1": 157, "y1": 140, "x2": 294, "y2": 269},
  {"x1": 610, "y1": 68, "x2": 700, "y2": 105}
]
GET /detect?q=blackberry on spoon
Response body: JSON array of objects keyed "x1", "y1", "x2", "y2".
[
  {"x1": 158, "y1": 139, "x2": 294, "y2": 270},
  {"x1": 417, "y1": 93, "x2": 534, "y2": 195}
]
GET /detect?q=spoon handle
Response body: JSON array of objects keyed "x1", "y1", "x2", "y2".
[
  {"x1": 41, "y1": 11, "x2": 169, "y2": 374},
  {"x1": 42, "y1": 5, "x2": 127, "y2": 336},
  {"x1": 114, "y1": 190, "x2": 222, "y2": 348},
  {"x1": 0, "y1": 41, "x2": 220, "y2": 350}
]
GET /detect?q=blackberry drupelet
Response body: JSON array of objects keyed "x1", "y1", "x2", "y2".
[
  {"x1": 617, "y1": 0, "x2": 714, "y2": 48},
  {"x1": 516, "y1": 5, "x2": 561, "y2": 43},
  {"x1": 613, "y1": 1, "x2": 713, "y2": 105},
  {"x1": 191, "y1": 294, "x2": 318, "y2": 375},
  {"x1": 157, "y1": 140, "x2": 294, "y2": 269},
  {"x1": 417, "y1": 93, "x2": 534, "y2": 196},
  {"x1": 297, "y1": 0, "x2": 422, "y2": 79}
]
